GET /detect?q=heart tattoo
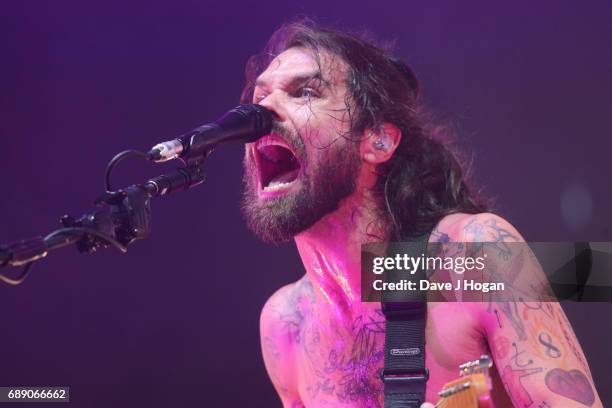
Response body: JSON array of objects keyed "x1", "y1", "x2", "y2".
[{"x1": 545, "y1": 368, "x2": 595, "y2": 406}]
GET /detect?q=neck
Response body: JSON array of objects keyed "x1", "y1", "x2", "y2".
[{"x1": 294, "y1": 188, "x2": 389, "y2": 316}]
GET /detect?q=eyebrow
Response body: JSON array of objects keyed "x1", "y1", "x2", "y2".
[{"x1": 255, "y1": 71, "x2": 331, "y2": 91}]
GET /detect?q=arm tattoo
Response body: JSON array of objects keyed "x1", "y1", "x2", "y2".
[
  {"x1": 464, "y1": 217, "x2": 518, "y2": 259},
  {"x1": 545, "y1": 369, "x2": 595, "y2": 406},
  {"x1": 502, "y1": 364, "x2": 544, "y2": 408}
]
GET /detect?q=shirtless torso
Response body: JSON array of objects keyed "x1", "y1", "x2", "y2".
[
  {"x1": 246, "y1": 37, "x2": 601, "y2": 408},
  {"x1": 263, "y1": 278, "x2": 510, "y2": 406},
  {"x1": 260, "y1": 213, "x2": 602, "y2": 407}
]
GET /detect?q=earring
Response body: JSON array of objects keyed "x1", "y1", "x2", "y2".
[{"x1": 373, "y1": 138, "x2": 387, "y2": 151}]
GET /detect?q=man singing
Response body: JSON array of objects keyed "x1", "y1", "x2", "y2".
[{"x1": 240, "y1": 20, "x2": 602, "y2": 407}]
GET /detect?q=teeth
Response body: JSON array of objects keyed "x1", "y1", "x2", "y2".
[
  {"x1": 257, "y1": 137, "x2": 291, "y2": 150},
  {"x1": 263, "y1": 180, "x2": 294, "y2": 192}
]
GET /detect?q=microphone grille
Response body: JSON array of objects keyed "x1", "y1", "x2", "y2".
[{"x1": 233, "y1": 104, "x2": 273, "y2": 141}]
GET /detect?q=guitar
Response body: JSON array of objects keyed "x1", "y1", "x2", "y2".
[{"x1": 434, "y1": 355, "x2": 493, "y2": 408}]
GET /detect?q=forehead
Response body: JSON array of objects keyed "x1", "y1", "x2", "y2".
[{"x1": 255, "y1": 47, "x2": 347, "y2": 88}]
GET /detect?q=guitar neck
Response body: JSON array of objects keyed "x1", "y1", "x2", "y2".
[
  {"x1": 436, "y1": 373, "x2": 491, "y2": 408},
  {"x1": 435, "y1": 355, "x2": 493, "y2": 408}
]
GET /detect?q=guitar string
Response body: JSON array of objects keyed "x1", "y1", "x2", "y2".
[
  {"x1": 434, "y1": 385, "x2": 475, "y2": 408},
  {"x1": 434, "y1": 397, "x2": 448, "y2": 408}
]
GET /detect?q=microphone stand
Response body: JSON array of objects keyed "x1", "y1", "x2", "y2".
[{"x1": 0, "y1": 154, "x2": 209, "y2": 285}]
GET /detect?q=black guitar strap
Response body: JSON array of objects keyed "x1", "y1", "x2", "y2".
[{"x1": 381, "y1": 235, "x2": 430, "y2": 408}]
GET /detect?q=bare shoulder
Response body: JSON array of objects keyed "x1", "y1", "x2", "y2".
[
  {"x1": 260, "y1": 276, "x2": 313, "y2": 405},
  {"x1": 431, "y1": 212, "x2": 524, "y2": 243},
  {"x1": 260, "y1": 275, "x2": 311, "y2": 342}
]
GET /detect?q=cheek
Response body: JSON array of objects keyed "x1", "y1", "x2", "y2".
[
  {"x1": 299, "y1": 121, "x2": 340, "y2": 150},
  {"x1": 290, "y1": 102, "x2": 352, "y2": 151},
  {"x1": 310, "y1": 115, "x2": 351, "y2": 148}
]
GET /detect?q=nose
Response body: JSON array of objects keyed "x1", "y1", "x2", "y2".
[{"x1": 257, "y1": 90, "x2": 286, "y2": 123}]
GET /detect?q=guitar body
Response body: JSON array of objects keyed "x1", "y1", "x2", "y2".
[{"x1": 435, "y1": 355, "x2": 493, "y2": 408}]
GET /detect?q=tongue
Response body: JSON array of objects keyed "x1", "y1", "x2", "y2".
[{"x1": 269, "y1": 168, "x2": 300, "y2": 185}]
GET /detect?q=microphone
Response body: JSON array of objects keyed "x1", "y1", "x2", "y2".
[{"x1": 148, "y1": 104, "x2": 273, "y2": 163}]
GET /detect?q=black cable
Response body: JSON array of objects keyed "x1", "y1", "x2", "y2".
[
  {"x1": 2, "y1": 149, "x2": 151, "y2": 285},
  {"x1": 105, "y1": 149, "x2": 150, "y2": 192},
  {"x1": 0, "y1": 262, "x2": 34, "y2": 285},
  {"x1": 0, "y1": 250, "x2": 10, "y2": 268},
  {"x1": 45, "y1": 227, "x2": 128, "y2": 253},
  {"x1": 0, "y1": 226, "x2": 128, "y2": 286}
]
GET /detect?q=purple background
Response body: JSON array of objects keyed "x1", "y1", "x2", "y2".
[{"x1": 1, "y1": 1, "x2": 610, "y2": 406}]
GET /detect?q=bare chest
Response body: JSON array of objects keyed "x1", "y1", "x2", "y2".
[{"x1": 293, "y1": 302, "x2": 489, "y2": 407}]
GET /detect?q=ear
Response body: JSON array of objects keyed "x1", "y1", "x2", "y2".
[{"x1": 361, "y1": 123, "x2": 402, "y2": 164}]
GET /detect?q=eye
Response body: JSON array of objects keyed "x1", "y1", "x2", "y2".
[{"x1": 295, "y1": 87, "x2": 320, "y2": 99}]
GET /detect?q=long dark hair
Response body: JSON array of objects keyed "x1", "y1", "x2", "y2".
[{"x1": 241, "y1": 19, "x2": 489, "y2": 240}]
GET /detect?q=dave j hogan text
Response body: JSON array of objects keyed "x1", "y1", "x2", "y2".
[{"x1": 372, "y1": 279, "x2": 505, "y2": 293}]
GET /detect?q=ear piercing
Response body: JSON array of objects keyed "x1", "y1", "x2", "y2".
[{"x1": 373, "y1": 138, "x2": 388, "y2": 151}]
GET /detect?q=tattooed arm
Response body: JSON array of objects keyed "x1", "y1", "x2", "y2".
[
  {"x1": 260, "y1": 281, "x2": 305, "y2": 408},
  {"x1": 461, "y1": 213, "x2": 603, "y2": 408}
]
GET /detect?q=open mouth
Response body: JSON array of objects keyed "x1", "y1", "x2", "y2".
[{"x1": 254, "y1": 135, "x2": 301, "y2": 195}]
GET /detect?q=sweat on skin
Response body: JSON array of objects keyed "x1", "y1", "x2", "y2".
[{"x1": 242, "y1": 46, "x2": 602, "y2": 407}]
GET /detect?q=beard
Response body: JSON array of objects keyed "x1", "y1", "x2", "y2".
[{"x1": 241, "y1": 126, "x2": 361, "y2": 244}]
